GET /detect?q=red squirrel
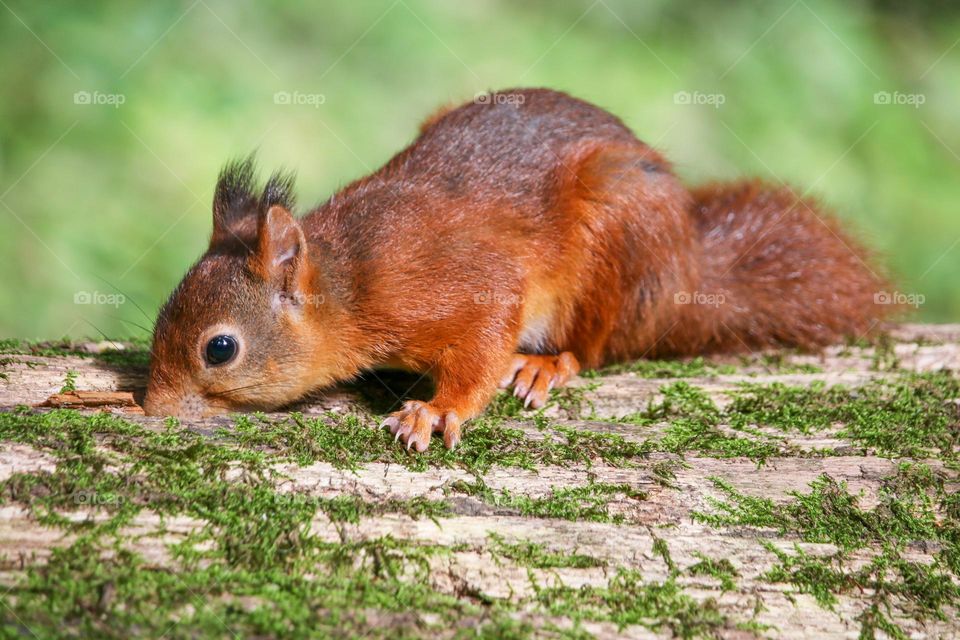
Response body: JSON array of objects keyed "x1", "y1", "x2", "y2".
[{"x1": 144, "y1": 88, "x2": 893, "y2": 451}]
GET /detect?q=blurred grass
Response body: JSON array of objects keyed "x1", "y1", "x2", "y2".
[{"x1": 0, "y1": 0, "x2": 958, "y2": 339}]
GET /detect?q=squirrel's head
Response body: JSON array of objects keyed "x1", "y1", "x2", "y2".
[{"x1": 144, "y1": 156, "x2": 348, "y2": 419}]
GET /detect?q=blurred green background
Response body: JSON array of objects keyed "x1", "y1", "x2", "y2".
[{"x1": 1, "y1": 0, "x2": 958, "y2": 339}]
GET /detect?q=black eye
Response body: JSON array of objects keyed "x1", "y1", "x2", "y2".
[{"x1": 205, "y1": 335, "x2": 238, "y2": 366}]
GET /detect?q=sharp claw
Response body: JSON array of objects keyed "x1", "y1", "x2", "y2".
[
  {"x1": 405, "y1": 432, "x2": 426, "y2": 453},
  {"x1": 502, "y1": 354, "x2": 579, "y2": 413},
  {"x1": 386, "y1": 403, "x2": 455, "y2": 452},
  {"x1": 444, "y1": 432, "x2": 460, "y2": 449},
  {"x1": 442, "y1": 412, "x2": 462, "y2": 450}
]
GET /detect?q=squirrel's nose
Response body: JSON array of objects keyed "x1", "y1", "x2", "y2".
[
  {"x1": 142, "y1": 390, "x2": 175, "y2": 417},
  {"x1": 143, "y1": 387, "x2": 206, "y2": 420}
]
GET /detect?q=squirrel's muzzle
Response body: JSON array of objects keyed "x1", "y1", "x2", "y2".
[{"x1": 142, "y1": 384, "x2": 215, "y2": 420}]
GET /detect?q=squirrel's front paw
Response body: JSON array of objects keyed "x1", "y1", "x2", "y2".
[{"x1": 381, "y1": 400, "x2": 462, "y2": 452}]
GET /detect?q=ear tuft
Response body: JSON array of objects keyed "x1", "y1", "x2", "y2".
[
  {"x1": 260, "y1": 169, "x2": 297, "y2": 211},
  {"x1": 211, "y1": 154, "x2": 298, "y2": 247},
  {"x1": 213, "y1": 154, "x2": 258, "y2": 228}
]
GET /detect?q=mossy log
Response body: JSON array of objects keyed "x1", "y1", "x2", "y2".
[{"x1": 0, "y1": 325, "x2": 957, "y2": 638}]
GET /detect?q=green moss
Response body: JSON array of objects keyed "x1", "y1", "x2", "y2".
[
  {"x1": 450, "y1": 477, "x2": 645, "y2": 524},
  {"x1": 690, "y1": 477, "x2": 780, "y2": 530},
  {"x1": 760, "y1": 543, "x2": 848, "y2": 608},
  {"x1": 484, "y1": 389, "x2": 528, "y2": 418},
  {"x1": 484, "y1": 382, "x2": 598, "y2": 422},
  {"x1": 549, "y1": 382, "x2": 600, "y2": 419},
  {"x1": 0, "y1": 353, "x2": 19, "y2": 379},
  {"x1": 0, "y1": 406, "x2": 769, "y2": 638},
  {"x1": 693, "y1": 469, "x2": 954, "y2": 553},
  {"x1": 652, "y1": 536, "x2": 677, "y2": 573},
  {"x1": 659, "y1": 418, "x2": 784, "y2": 462},
  {"x1": 763, "y1": 544, "x2": 958, "y2": 639},
  {"x1": 0, "y1": 337, "x2": 152, "y2": 370},
  {"x1": 1, "y1": 361, "x2": 957, "y2": 637},
  {"x1": 727, "y1": 372, "x2": 960, "y2": 459},
  {"x1": 620, "y1": 382, "x2": 791, "y2": 462},
  {"x1": 0, "y1": 407, "x2": 502, "y2": 638},
  {"x1": 687, "y1": 553, "x2": 739, "y2": 592},
  {"x1": 229, "y1": 411, "x2": 652, "y2": 474},
  {"x1": 59, "y1": 369, "x2": 78, "y2": 393},
  {"x1": 4, "y1": 535, "x2": 486, "y2": 639},
  {"x1": 869, "y1": 333, "x2": 901, "y2": 372},
  {"x1": 478, "y1": 371, "x2": 959, "y2": 465},
  {"x1": 694, "y1": 464, "x2": 960, "y2": 637},
  {"x1": 586, "y1": 356, "x2": 737, "y2": 379},
  {"x1": 545, "y1": 425, "x2": 651, "y2": 468},
  {"x1": 650, "y1": 458, "x2": 686, "y2": 489},
  {"x1": 533, "y1": 569, "x2": 731, "y2": 639},
  {"x1": 488, "y1": 533, "x2": 606, "y2": 569},
  {"x1": 584, "y1": 353, "x2": 822, "y2": 379},
  {"x1": 318, "y1": 494, "x2": 451, "y2": 524},
  {"x1": 748, "y1": 353, "x2": 823, "y2": 374},
  {"x1": 222, "y1": 371, "x2": 951, "y2": 471}
]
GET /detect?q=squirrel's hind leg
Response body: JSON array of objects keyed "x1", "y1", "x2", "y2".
[{"x1": 499, "y1": 352, "x2": 580, "y2": 409}]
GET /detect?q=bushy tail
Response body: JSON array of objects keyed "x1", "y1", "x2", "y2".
[{"x1": 680, "y1": 179, "x2": 895, "y2": 352}]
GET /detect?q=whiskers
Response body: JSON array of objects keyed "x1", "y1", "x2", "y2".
[
  {"x1": 105, "y1": 315, "x2": 153, "y2": 337},
  {"x1": 94, "y1": 275, "x2": 154, "y2": 326},
  {"x1": 82, "y1": 318, "x2": 127, "y2": 353},
  {"x1": 207, "y1": 379, "x2": 299, "y2": 401},
  {"x1": 79, "y1": 275, "x2": 159, "y2": 362}
]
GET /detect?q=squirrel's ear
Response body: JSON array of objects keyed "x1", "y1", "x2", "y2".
[{"x1": 251, "y1": 205, "x2": 309, "y2": 290}]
